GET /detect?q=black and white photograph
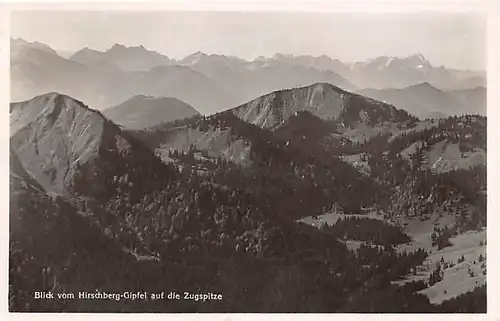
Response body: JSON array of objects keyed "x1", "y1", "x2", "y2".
[{"x1": 4, "y1": 1, "x2": 495, "y2": 314}]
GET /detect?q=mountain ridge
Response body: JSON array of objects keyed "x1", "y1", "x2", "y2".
[
  {"x1": 357, "y1": 83, "x2": 486, "y2": 119},
  {"x1": 231, "y1": 82, "x2": 416, "y2": 129},
  {"x1": 70, "y1": 43, "x2": 174, "y2": 71}
]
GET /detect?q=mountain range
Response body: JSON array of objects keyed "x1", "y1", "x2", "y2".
[
  {"x1": 11, "y1": 38, "x2": 485, "y2": 117},
  {"x1": 69, "y1": 43, "x2": 174, "y2": 71}
]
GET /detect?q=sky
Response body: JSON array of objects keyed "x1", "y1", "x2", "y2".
[{"x1": 10, "y1": 11, "x2": 486, "y2": 70}]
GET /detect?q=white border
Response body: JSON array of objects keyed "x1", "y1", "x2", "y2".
[
  {"x1": 0, "y1": 1, "x2": 498, "y2": 320},
  {"x1": 0, "y1": 0, "x2": 492, "y2": 13}
]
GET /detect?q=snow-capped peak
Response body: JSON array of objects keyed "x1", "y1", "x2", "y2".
[{"x1": 385, "y1": 57, "x2": 396, "y2": 67}]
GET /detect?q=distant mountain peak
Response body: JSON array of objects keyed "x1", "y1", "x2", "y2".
[
  {"x1": 69, "y1": 42, "x2": 171, "y2": 71},
  {"x1": 180, "y1": 51, "x2": 210, "y2": 65},
  {"x1": 360, "y1": 54, "x2": 430, "y2": 67},
  {"x1": 131, "y1": 94, "x2": 154, "y2": 99},
  {"x1": 407, "y1": 53, "x2": 426, "y2": 61},
  {"x1": 408, "y1": 81, "x2": 439, "y2": 91},
  {"x1": 109, "y1": 43, "x2": 126, "y2": 51},
  {"x1": 11, "y1": 38, "x2": 59, "y2": 55},
  {"x1": 108, "y1": 43, "x2": 152, "y2": 53},
  {"x1": 11, "y1": 38, "x2": 31, "y2": 46},
  {"x1": 186, "y1": 51, "x2": 208, "y2": 58},
  {"x1": 404, "y1": 53, "x2": 430, "y2": 67},
  {"x1": 80, "y1": 46, "x2": 101, "y2": 53},
  {"x1": 130, "y1": 45, "x2": 151, "y2": 52},
  {"x1": 273, "y1": 53, "x2": 294, "y2": 59}
]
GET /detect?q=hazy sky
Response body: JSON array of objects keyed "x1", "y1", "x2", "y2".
[{"x1": 10, "y1": 11, "x2": 486, "y2": 70}]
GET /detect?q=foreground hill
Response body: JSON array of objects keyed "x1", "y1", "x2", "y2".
[
  {"x1": 131, "y1": 83, "x2": 420, "y2": 214},
  {"x1": 357, "y1": 83, "x2": 486, "y2": 119},
  {"x1": 9, "y1": 159, "x2": 142, "y2": 312},
  {"x1": 335, "y1": 113, "x2": 486, "y2": 231},
  {"x1": 10, "y1": 92, "x2": 171, "y2": 200},
  {"x1": 231, "y1": 82, "x2": 415, "y2": 129},
  {"x1": 103, "y1": 95, "x2": 200, "y2": 129},
  {"x1": 134, "y1": 85, "x2": 486, "y2": 231}
]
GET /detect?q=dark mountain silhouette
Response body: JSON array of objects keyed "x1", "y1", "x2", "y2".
[{"x1": 104, "y1": 95, "x2": 200, "y2": 129}]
